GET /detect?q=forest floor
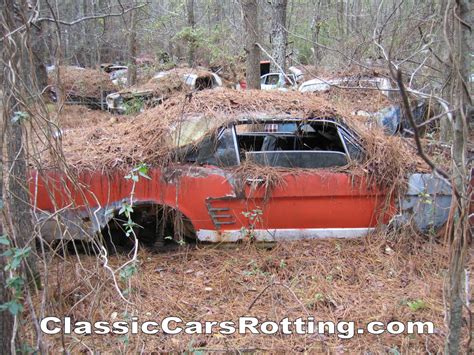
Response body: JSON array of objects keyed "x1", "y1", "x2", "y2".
[{"x1": 26, "y1": 229, "x2": 473, "y2": 353}]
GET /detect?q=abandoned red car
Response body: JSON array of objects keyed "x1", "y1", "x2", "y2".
[{"x1": 30, "y1": 116, "x2": 450, "y2": 246}]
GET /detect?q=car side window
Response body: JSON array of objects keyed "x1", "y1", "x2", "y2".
[
  {"x1": 337, "y1": 127, "x2": 364, "y2": 161},
  {"x1": 235, "y1": 121, "x2": 353, "y2": 169},
  {"x1": 267, "y1": 75, "x2": 280, "y2": 85},
  {"x1": 186, "y1": 121, "x2": 362, "y2": 169},
  {"x1": 183, "y1": 127, "x2": 239, "y2": 167},
  {"x1": 213, "y1": 127, "x2": 240, "y2": 167}
]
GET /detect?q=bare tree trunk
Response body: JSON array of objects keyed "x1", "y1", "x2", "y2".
[
  {"x1": 81, "y1": 0, "x2": 89, "y2": 66},
  {"x1": 311, "y1": 1, "x2": 322, "y2": 66},
  {"x1": 30, "y1": 23, "x2": 48, "y2": 91},
  {"x1": 241, "y1": 0, "x2": 260, "y2": 89},
  {"x1": 2, "y1": 0, "x2": 40, "y2": 288},
  {"x1": 213, "y1": 0, "x2": 223, "y2": 24},
  {"x1": 1, "y1": 0, "x2": 42, "y2": 351},
  {"x1": 336, "y1": 0, "x2": 344, "y2": 37},
  {"x1": 439, "y1": 0, "x2": 454, "y2": 143},
  {"x1": 186, "y1": 0, "x2": 195, "y2": 67},
  {"x1": 270, "y1": 0, "x2": 288, "y2": 73},
  {"x1": 28, "y1": 1, "x2": 48, "y2": 91},
  {"x1": 127, "y1": 5, "x2": 138, "y2": 86},
  {"x1": 0, "y1": 79, "x2": 13, "y2": 355},
  {"x1": 445, "y1": 0, "x2": 472, "y2": 354},
  {"x1": 0, "y1": 263, "x2": 14, "y2": 355}
]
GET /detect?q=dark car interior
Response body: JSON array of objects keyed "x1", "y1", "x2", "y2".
[
  {"x1": 235, "y1": 121, "x2": 350, "y2": 169},
  {"x1": 182, "y1": 119, "x2": 363, "y2": 169}
]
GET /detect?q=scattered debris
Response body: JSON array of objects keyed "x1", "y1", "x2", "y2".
[{"x1": 353, "y1": 101, "x2": 431, "y2": 135}]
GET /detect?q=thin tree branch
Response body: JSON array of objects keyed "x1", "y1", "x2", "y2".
[
  {"x1": 36, "y1": 3, "x2": 148, "y2": 26},
  {"x1": 391, "y1": 66, "x2": 452, "y2": 185}
]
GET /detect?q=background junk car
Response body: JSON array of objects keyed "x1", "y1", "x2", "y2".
[
  {"x1": 106, "y1": 69, "x2": 222, "y2": 114},
  {"x1": 31, "y1": 115, "x2": 450, "y2": 245}
]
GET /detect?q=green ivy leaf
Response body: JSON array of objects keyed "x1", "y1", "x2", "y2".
[
  {"x1": 119, "y1": 264, "x2": 138, "y2": 281},
  {"x1": 1, "y1": 249, "x2": 13, "y2": 258},
  {"x1": 7, "y1": 247, "x2": 31, "y2": 271},
  {"x1": 0, "y1": 234, "x2": 10, "y2": 246},
  {"x1": 137, "y1": 164, "x2": 151, "y2": 179},
  {"x1": 0, "y1": 300, "x2": 24, "y2": 315},
  {"x1": 7, "y1": 276, "x2": 24, "y2": 294},
  {"x1": 119, "y1": 203, "x2": 133, "y2": 216}
]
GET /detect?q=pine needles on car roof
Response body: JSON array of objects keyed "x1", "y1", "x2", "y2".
[{"x1": 35, "y1": 89, "x2": 427, "y2": 194}]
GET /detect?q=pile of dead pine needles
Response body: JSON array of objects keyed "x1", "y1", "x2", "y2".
[{"x1": 24, "y1": 229, "x2": 469, "y2": 353}]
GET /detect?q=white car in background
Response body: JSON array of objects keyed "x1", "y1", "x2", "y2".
[
  {"x1": 299, "y1": 76, "x2": 392, "y2": 97},
  {"x1": 299, "y1": 78, "x2": 333, "y2": 93},
  {"x1": 260, "y1": 73, "x2": 297, "y2": 91},
  {"x1": 106, "y1": 69, "x2": 222, "y2": 114},
  {"x1": 182, "y1": 72, "x2": 223, "y2": 88}
]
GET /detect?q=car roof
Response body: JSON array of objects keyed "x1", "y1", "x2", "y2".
[
  {"x1": 234, "y1": 116, "x2": 339, "y2": 123},
  {"x1": 169, "y1": 114, "x2": 356, "y2": 149}
]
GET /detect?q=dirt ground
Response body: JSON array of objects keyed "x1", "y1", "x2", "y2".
[{"x1": 26, "y1": 230, "x2": 473, "y2": 353}]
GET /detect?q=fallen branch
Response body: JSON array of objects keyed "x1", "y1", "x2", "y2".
[{"x1": 247, "y1": 281, "x2": 310, "y2": 316}]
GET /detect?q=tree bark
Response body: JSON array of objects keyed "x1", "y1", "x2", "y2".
[
  {"x1": 336, "y1": 0, "x2": 344, "y2": 37},
  {"x1": 311, "y1": 1, "x2": 322, "y2": 66},
  {"x1": 270, "y1": 0, "x2": 288, "y2": 73},
  {"x1": 81, "y1": 0, "x2": 89, "y2": 66},
  {"x1": 2, "y1": 0, "x2": 40, "y2": 287},
  {"x1": 0, "y1": 67, "x2": 13, "y2": 355},
  {"x1": 1, "y1": 0, "x2": 42, "y2": 352},
  {"x1": 28, "y1": 1, "x2": 48, "y2": 91},
  {"x1": 445, "y1": 0, "x2": 472, "y2": 354},
  {"x1": 0, "y1": 263, "x2": 14, "y2": 355},
  {"x1": 186, "y1": 0, "x2": 195, "y2": 67},
  {"x1": 241, "y1": 0, "x2": 261, "y2": 89},
  {"x1": 127, "y1": 5, "x2": 138, "y2": 86}
]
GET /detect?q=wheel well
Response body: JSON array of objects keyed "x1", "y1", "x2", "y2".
[{"x1": 100, "y1": 203, "x2": 196, "y2": 248}]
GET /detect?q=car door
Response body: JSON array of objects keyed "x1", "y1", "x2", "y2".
[{"x1": 199, "y1": 121, "x2": 392, "y2": 242}]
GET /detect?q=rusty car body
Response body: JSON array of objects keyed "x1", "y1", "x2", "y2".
[{"x1": 30, "y1": 116, "x2": 451, "y2": 245}]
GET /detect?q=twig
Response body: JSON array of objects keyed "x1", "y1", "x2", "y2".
[{"x1": 247, "y1": 281, "x2": 310, "y2": 316}]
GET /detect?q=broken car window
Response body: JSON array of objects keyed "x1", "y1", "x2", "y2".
[
  {"x1": 338, "y1": 127, "x2": 364, "y2": 161},
  {"x1": 183, "y1": 119, "x2": 363, "y2": 169},
  {"x1": 234, "y1": 120, "x2": 361, "y2": 169},
  {"x1": 213, "y1": 128, "x2": 239, "y2": 166},
  {"x1": 187, "y1": 127, "x2": 239, "y2": 167}
]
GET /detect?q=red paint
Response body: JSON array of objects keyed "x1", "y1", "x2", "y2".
[{"x1": 30, "y1": 165, "x2": 394, "y2": 233}]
